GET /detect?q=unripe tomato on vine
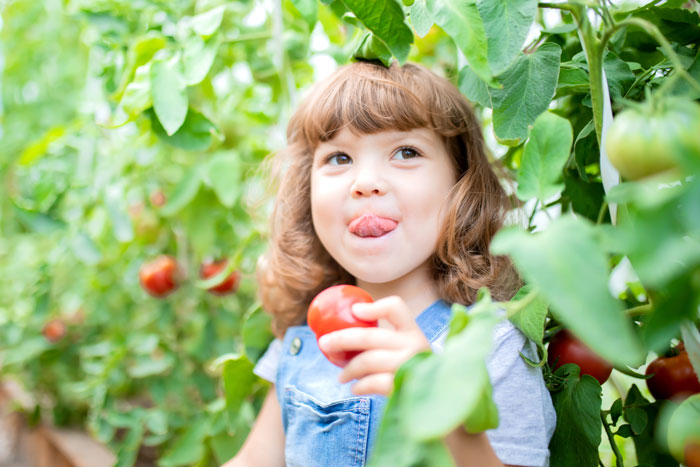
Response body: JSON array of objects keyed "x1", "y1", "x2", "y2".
[
  {"x1": 547, "y1": 329, "x2": 613, "y2": 385},
  {"x1": 200, "y1": 259, "x2": 241, "y2": 295},
  {"x1": 307, "y1": 285, "x2": 377, "y2": 367},
  {"x1": 139, "y1": 255, "x2": 180, "y2": 298},
  {"x1": 604, "y1": 97, "x2": 700, "y2": 180}
]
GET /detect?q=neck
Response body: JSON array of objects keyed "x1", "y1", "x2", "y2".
[{"x1": 355, "y1": 262, "x2": 440, "y2": 318}]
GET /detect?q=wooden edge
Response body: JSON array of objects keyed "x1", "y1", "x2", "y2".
[
  {"x1": 1, "y1": 381, "x2": 116, "y2": 467},
  {"x1": 41, "y1": 426, "x2": 116, "y2": 467}
]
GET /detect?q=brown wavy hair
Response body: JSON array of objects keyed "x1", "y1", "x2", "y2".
[{"x1": 257, "y1": 60, "x2": 521, "y2": 337}]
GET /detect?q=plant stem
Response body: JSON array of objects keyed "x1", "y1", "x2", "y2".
[
  {"x1": 538, "y1": 2, "x2": 577, "y2": 12},
  {"x1": 599, "y1": 18, "x2": 700, "y2": 95},
  {"x1": 625, "y1": 304, "x2": 652, "y2": 317},
  {"x1": 528, "y1": 199, "x2": 539, "y2": 230},
  {"x1": 596, "y1": 200, "x2": 608, "y2": 225},
  {"x1": 222, "y1": 32, "x2": 274, "y2": 43},
  {"x1": 601, "y1": 410, "x2": 625, "y2": 467}
]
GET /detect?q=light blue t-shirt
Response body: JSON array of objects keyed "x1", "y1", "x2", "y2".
[{"x1": 253, "y1": 299, "x2": 556, "y2": 467}]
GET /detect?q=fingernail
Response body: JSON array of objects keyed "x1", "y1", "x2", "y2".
[
  {"x1": 318, "y1": 335, "x2": 330, "y2": 349},
  {"x1": 352, "y1": 303, "x2": 369, "y2": 314}
]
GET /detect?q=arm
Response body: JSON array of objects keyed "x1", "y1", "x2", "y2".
[
  {"x1": 221, "y1": 385, "x2": 285, "y2": 467},
  {"x1": 445, "y1": 427, "x2": 526, "y2": 467}
]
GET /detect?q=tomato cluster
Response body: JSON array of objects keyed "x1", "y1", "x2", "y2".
[
  {"x1": 547, "y1": 329, "x2": 613, "y2": 385},
  {"x1": 307, "y1": 285, "x2": 377, "y2": 367},
  {"x1": 139, "y1": 256, "x2": 241, "y2": 298}
]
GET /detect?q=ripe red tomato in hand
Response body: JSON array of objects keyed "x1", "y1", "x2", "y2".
[
  {"x1": 200, "y1": 260, "x2": 240, "y2": 295},
  {"x1": 646, "y1": 345, "x2": 700, "y2": 401},
  {"x1": 548, "y1": 329, "x2": 613, "y2": 385},
  {"x1": 139, "y1": 255, "x2": 180, "y2": 298},
  {"x1": 42, "y1": 319, "x2": 66, "y2": 343},
  {"x1": 307, "y1": 285, "x2": 377, "y2": 367}
]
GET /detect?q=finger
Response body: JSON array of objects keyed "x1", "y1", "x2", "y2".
[
  {"x1": 338, "y1": 349, "x2": 407, "y2": 384},
  {"x1": 350, "y1": 373, "x2": 394, "y2": 396},
  {"x1": 318, "y1": 327, "x2": 409, "y2": 353},
  {"x1": 351, "y1": 296, "x2": 418, "y2": 331}
]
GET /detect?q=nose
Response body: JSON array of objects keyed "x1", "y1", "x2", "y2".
[{"x1": 350, "y1": 163, "x2": 386, "y2": 198}]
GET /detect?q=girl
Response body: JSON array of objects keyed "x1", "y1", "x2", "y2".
[{"x1": 224, "y1": 60, "x2": 556, "y2": 467}]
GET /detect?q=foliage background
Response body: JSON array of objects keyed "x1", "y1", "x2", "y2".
[{"x1": 1, "y1": 0, "x2": 699, "y2": 466}]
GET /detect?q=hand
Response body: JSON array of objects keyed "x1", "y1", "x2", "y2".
[{"x1": 317, "y1": 296, "x2": 431, "y2": 396}]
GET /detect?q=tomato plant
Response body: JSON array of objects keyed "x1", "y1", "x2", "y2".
[
  {"x1": 646, "y1": 344, "x2": 700, "y2": 401},
  {"x1": 307, "y1": 285, "x2": 377, "y2": 367},
  {"x1": 548, "y1": 329, "x2": 613, "y2": 385},
  {"x1": 138, "y1": 255, "x2": 180, "y2": 298},
  {"x1": 604, "y1": 98, "x2": 700, "y2": 180},
  {"x1": 200, "y1": 259, "x2": 241, "y2": 295}
]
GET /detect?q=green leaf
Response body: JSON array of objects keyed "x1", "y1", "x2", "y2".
[
  {"x1": 354, "y1": 32, "x2": 393, "y2": 67},
  {"x1": 603, "y1": 51, "x2": 635, "y2": 102},
  {"x1": 573, "y1": 119, "x2": 597, "y2": 181},
  {"x1": 150, "y1": 108, "x2": 217, "y2": 151},
  {"x1": 461, "y1": 371, "x2": 499, "y2": 433},
  {"x1": 610, "y1": 398, "x2": 623, "y2": 425},
  {"x1": 458, "y1": 65, "x2": 491, "y2": 108},
  {"x1": 491, "y1": 215, "x2": 645, "y2": 368},
  {"x1": 409, "y1": 0, "x2": 433, "y2": 38},
  {"x1": 113, "y1": 33, "x2": 167, "y2": 101},
  {"x1": 115, "y1": 424, "x2": 144, "y2": 467},
  {"x1": 12, "y1": 205, "x2": 65, "y2": 233},
  {"x1": 104, "y1": 189, "x2": 134, "y2": 243},
  {"x1": 191, "y1": 5, "x2": 226, "y2": 38},
  {"x1": 490, "y1": 42, "x2": 562, "y2": 142},
  {"x1": 71, "y1": 232, "x2": 101, "y2": 265},
  {"x1": 242, "y1": 306, "x2": 275, "y2": 363},
  {"x1": 367, "y1": 352, "x2": 431, "y2": 467},
  {"x1": 507, "y1": 284, "x2": 548, "y2": 348},
  {"x1": 341, "y1": 0, "x2": 413, "y2": 64},
  {"x1": 624, "y1": 385, "x2": 677, "y2": 467},
  {"x1": 476, "y1": 0, "x2": 538, "y2": 75},
  {"x1": 203, "y1": 153, "x2": 241, "y2": 207},
  {"x1": 667, "y1": 394, "x2": 700, "y2": 462},
  {"x1": 556, "y1": 63, "x2": 590, "y2": 96},
  {"x1": 290, "y1": 0, "x2": 319, "y2": 28},
  {"x1": 151, "y1": 51, "x2": 189, "y2": 136},
  {"x1": 548, "y1": 366, "x2": 603, "y2": 467},
  {"x1": 426, "y1": 0, "x2": 492, "y2": 85},
  {"x1": 127, "y1": 354, "x2": 175, "y2": 378},
  {"x1": 400, "y1": 310, "x2": 502, "y2": 440},
  {"x1": 516, "y1": 111, "x2": 573, "y2": 203},
  {"x1": 119, "y1": 62, "x2": 153, "y2": 119},
  {"x1": 158, "y1": 417, "x2": 210, "y2": 466},
  {"x1": 624, "y1": 406, "x2": 648, "y2": 435},
  {"x1": 161, "y1": 167, "x2": 203, "y2": 216},
  {"x1": 184, "y1": 34, "x2": 220, "y2": 86},
  {"x1": 214, "y1": 354, "x2": 257, "y2": 426}
]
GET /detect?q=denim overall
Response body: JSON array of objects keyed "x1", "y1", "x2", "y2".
[{"x1": 275, "y1": 299, "x2": 453, "y2": 467}]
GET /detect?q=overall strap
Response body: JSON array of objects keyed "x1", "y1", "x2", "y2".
[{"x1": 415, "y1": 299, "x2": 453, "y2": 343}]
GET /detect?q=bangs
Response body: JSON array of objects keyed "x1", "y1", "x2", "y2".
[{"x1": 290, "y1": 62, "x2": 466, "y2": 150}]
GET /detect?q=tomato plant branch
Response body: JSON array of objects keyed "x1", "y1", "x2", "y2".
[
  {"x1": 599, "y1": 18, "x2": 700, "y2": 95},
  {"x1": 600, "y1": 410, "x2": 625, "y2": 467}
]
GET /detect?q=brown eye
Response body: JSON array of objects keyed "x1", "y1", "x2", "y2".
[
  {"x1": 327, "y1": 153, "x2": 352, "y2": 165},
  {"x1": 393, "y1": 147, "x2": 421, "y2": 160}
]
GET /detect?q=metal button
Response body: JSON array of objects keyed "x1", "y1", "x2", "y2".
[{"x1": 289, "y1": 337, "x2": 302, "y2": 356}]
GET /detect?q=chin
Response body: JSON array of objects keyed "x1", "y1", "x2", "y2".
[{"x1": 345, "y1": 264, "x2": 405, "y2": 285}]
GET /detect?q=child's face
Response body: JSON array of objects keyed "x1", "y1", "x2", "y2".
[{"x1": 310, "y1": 128, "x2": 457, "y2": 285}]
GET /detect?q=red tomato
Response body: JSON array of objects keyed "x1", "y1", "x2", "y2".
[
  {"x1": 646, "y1": 347, "x2": 700, "y2": 401},
  {"x1": 686, "y1": 441, "x2": 700, "y2": 467},
  {"x1": 548, "y1": 329, "x2": 613, "y2": 385},
  {"x1": 42, "y1": 319, "x2": 66, "y2": 343},
  {"x1": 139, "y1": 255, "x2": 180, "y2": 298},
  {"x1": 307, "y1": 285, "x2": 377, "y2": 367},
  {"x1": 200, "y1": 260, "x2": 240, "y2": 295}
]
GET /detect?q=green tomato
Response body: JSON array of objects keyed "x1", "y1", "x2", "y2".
[
  {"x1": 604, "y1": 98, "x2": 700, "y2": 180},
  {"x1": 403, "y1": 0, "x2": 415, "y2": 6}
]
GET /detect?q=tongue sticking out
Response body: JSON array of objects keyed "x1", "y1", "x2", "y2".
[{"x1": 349, "y1": 214, "x2": 398, "y2": 237}]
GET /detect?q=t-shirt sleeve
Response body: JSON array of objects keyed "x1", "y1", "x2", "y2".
[
  {"x1": 484, "y1": 320, "x2": 556, "y2": 467},
  {"x1": 431, "y1": 320, "x2": 556, "y2": 467},
  {"x1": 252, "y1": 338, "x2": 283, "y2": 383}
]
